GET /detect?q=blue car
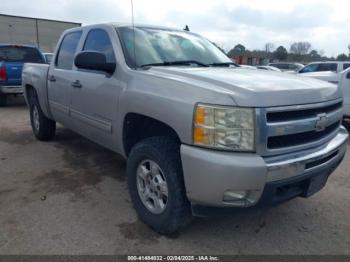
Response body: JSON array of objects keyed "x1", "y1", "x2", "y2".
[{"x1": 0, "y1": 44, "x2": 45, "y2": 106}]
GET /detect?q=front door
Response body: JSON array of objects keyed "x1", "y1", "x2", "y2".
[{"x1": 69, "y1": 28, "x2": 121, "y2": 149}]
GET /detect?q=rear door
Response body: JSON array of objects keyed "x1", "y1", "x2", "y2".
[
  {"x1": 69, "y1": 27, "x2": 121, "y2": 149},
  {"x1": 47, "y1": 31, "x2": 82, "y2": 124}
]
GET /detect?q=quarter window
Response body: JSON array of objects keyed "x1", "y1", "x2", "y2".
[
  {"x1": 343, "y1": 63, "x2": 350, "y2": 70},
  {"x1": 56, "y1": 31, "x2": 82, "y2": 70},
  {"x1": 83, "y1": 29, "x2": 116, "y2": 63}
]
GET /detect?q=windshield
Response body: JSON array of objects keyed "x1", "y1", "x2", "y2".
[
  {"x1": 0, "y1": 46, "x2": 45, "y2": 63},
  {"x1": 117, "y1": 26, "x2": 231, "y2": 68}
]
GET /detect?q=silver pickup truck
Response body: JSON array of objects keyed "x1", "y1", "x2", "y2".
[{"x1": 22, "y1": 23, "x2": 348, "y2": 234}]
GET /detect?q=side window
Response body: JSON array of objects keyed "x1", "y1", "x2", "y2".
[
  {"x1": 275, "y1": 64, "x2": 289, "y2": 70},
  {"x1": 318, "y1": 63, "x2": 337, "y2": 72},
  {"x1": 289, "y1": 64, "x2": 297, "y2": 70},
  {"x1": 56, "y1": 31, "x2": 82, "y2": 70},
  {"x1": 299, "y1": 64, "x2": 319, "y2": 73},
  {"x1": 343, "y1": 63, "x2": 350, "y2": 70},
  {"x1": 83, "y1": 29, "x2": 116, "y2": 63}
]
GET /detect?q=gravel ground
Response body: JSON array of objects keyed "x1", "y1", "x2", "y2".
[{"x1": 0, "y1": 96, "x2": 349, "y2": 255}]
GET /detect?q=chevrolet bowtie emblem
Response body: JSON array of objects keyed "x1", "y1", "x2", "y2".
[{"x1": 315, "y1": 113, "x2": 327, "y2": 132}]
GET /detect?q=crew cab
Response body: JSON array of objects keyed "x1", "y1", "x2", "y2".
[
  {"x1": 0, "y1": 44, "x2": 45, "y2": 106},
  {"x1": 22, "y1": 23, "x2": 348, "y2": 234}
]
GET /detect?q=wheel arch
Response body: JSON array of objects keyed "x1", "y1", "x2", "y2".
[{"x1": 122, "y1": 112, "x2": 182, "y2": 157}]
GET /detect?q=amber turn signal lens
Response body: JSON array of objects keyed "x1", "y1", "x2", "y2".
[
  {"x1": 193, "y1": 127, "x2": 205, "y2": 144},
  {"x1": 194, "y1": 106, "x2": 205, "y2": 125}
]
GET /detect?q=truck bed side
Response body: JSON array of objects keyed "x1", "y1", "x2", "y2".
[{"x1": 22, "y1": 63, "x2": 53, "y2": 119}]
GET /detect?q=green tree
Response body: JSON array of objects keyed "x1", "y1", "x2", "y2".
[
  {"x1": 273, "y1": 46, "x2": 288, "y2": 61},
  {"x1": 233, "y1": 44, "x2": 246, "y2": 52},
  {"x1": 228, "y1": 44, "x2": 246, "y2": 56},
  {"x1": 337, "y1": 53, "x2": 348, "y2": 61},
  {"x1": 309, "y1": 49, "x2": 321, "y2": 61}
]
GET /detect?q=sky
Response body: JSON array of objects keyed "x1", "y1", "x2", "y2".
[{"x1": 1, "y1": 0, "x2": 350, "y2": 56}]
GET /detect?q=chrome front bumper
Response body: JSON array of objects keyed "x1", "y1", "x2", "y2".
[
  {"x1": 181, "y1": 126, "x2": 348, "y2": 208},
  {"x1": 0, "y1": 85, "x2": 23, "y2": 94}
]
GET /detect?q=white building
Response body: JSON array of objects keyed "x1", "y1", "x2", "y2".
[{"x1": 0, "y1": 14, "x2": 81, "y2": 52}]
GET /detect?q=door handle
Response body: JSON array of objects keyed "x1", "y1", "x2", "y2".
[
  {"x1": 48, "y1": 75, "x2": 56, "y2": 82},
  {"x1": 71, "y1": 80, "x2": 82, "y2": 88}
]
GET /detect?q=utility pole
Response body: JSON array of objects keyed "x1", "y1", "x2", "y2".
[
  {"x1": 8, "y1": 24, "x2": 13, "y2": 44},
  {"x1": 35, "y1": 19, "x2": 40, "y2": 49}
]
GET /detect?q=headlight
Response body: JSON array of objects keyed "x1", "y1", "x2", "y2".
[{"x1": 193, "y1": 104, "x2": 255, "y2": 151}]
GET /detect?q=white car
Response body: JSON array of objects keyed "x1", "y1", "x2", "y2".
[
  {"x1": 268, "y1": 62, "x2": 304, "y2": 72},
  {"x1": 238, "y1": 64, "x2": 258, "y2": 70},
  {"x1": 256, "y1": 65, "x2": 282, "y2": 72},
  {"x1": 300, "y1": 67, "x2": 350, "y2": 117},
  {"x1": 298, "y1": 61, "x2": 350, "y2": 74},
  {"x1": 339, "y1": 68, "x2": 350, "y2": 117}
]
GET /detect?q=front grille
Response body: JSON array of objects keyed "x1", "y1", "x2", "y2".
[
  {"x1": 267, "y1": 121, "x2": 340, "y2": 149},
  {"x1": 267, "y1": 102, "x2": 342, "y2": 122},
  {"x1": 258, "y1": 99, "x2": 343, "y2": 155}
]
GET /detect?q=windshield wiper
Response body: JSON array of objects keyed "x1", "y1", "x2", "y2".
[
  {"x1": 208, "y1": 62, "x2": 238, "y2": 67},
  {"x1": 140, "y1": 60, "x2": 209, "y2": 68}
]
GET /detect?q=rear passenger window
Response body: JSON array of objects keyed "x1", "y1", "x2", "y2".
[
  {"x1": 318, "y1": 63, "x2": 337, "y2": 72},
  {"x1": 83, "y1": 29, "x2": 116, "y2": 63},
  {"x1": 56, "y1": 31, "x2": 82, "y2": 70},
  {"x1": 280, "y1": 64, "x2": 290, "y2": 70}
]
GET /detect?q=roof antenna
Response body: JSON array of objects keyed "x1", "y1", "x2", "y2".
[{"x1": 131, "y1": 0, "x2": 137, "y2": 69}]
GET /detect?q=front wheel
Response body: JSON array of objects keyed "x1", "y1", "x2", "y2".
[
  {"x1": 29, "y1": 94, "x2": 56, "y2": 141},
  {"x1": 127, "y1": 137, "x2": 192, "y2": 234}
]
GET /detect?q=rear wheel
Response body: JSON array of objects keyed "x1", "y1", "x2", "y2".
[
  {"x1": 127, "y1": 137, "x2": 192, "y2": 234},
  {"x1": 29, "y1": 92, "x2": 56, "y2": 141},
  {"x1": 0, "y1": 94, "x2": 7, "y2": 107}
]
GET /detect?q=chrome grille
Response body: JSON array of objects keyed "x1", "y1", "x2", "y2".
[{"x1": 256, "y1": 99, "x2": 343, "y2": 156}]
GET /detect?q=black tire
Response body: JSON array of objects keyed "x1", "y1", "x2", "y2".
[
  {"x1": 127, "y1": 136, "x2": 192, "y2": 234},
  {"x1": 0, "y1": 94, "x2": 7, "y2": 107},
  {"x1": 29, "y1": 92, "x2": 56, "y2": 141}
]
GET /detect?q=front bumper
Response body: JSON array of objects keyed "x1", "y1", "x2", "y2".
[
  {"x1": 0, "y1": 85, "x2": 23, "y2": 94},
  {"x1": 180, "y1": 126, "x2": 348, "y2": 208}
]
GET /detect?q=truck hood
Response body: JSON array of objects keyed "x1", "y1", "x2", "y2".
[{"x1": 146, "y1": 67, "x2": 341, "y2": 107}]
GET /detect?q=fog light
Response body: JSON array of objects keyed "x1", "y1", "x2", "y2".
[{"x1": 223, "y1": 190, "x2": 248, "y2": 202}]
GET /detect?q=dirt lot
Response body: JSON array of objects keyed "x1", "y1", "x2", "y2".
[{"x1": 0, "y1": 96, "x2": 349, "y2": 255}]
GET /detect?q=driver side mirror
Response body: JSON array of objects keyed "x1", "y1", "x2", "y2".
[{"x1": 74, "y1": 51, "x2": 116, "y2": 74}]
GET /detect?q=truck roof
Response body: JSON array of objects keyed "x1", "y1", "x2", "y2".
[
  {"x1": 64, "y1": 22, "x2": 190, "y2": 34},
  {"x1": 0, "y1": 44, "x2": 38, "y2": 48}
]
